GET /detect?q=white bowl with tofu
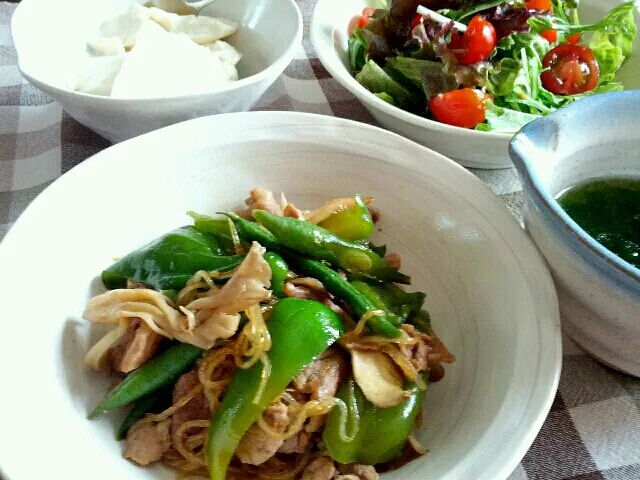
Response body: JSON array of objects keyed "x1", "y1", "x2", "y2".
[{"x1": 11, "y1": 0, "x2": 302, "y2": 142}]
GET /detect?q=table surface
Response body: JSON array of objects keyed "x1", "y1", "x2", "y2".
[{"x1": 1, "y1": 1, "x2": 640, "y2": 479}]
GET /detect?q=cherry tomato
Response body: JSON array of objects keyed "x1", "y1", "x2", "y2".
[
  {"x1": 567, "y1": 32, "x2": 582, "y2": 44},
  {"x1": 410, "y1": 13, "x2": 423, "y2": 34},
  {"x1": 362, "y1": 7, "x2": 376, "y2": 17},
  {"x1": 448, "y1": 16, "x2": 497, "y2": 65},
  {"x1": 348, "y1": 16, "x2": 359, "y2": 35},
  {"x1": 429, "y1": 88, "x2": 488, "y2": 128},
  {"x1": 348, "y1": 15, "x2": 370, "y2": 35},
  {"x1": 540, "y1": 43, "x2": 599, "y2": 95},
  {"x1": 541, "y1": 28, "x2": 558, "y2": 43},
  {"x1": 526, "y1": 0, "x2": 553, "y2": 11}
]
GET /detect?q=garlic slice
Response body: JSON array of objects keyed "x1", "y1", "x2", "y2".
[{"x1": 351, "y1": 349, "x2": 406, "y2": 408}]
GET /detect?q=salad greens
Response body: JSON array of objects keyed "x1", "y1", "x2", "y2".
[
  {"x1": 348, "y1": 0, "x2": 637, "y2": 132},
  {"x1": 531, "y1": 2, "x2": 637, "y2": 83}
]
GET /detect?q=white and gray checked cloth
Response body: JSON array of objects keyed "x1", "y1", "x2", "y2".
[{"x1": 1, "y1": 1, "x2": 640, "y2": 479}]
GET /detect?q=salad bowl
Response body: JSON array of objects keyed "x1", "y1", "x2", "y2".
[
  {"x1": 10, "y1": 0, "x2": 302, "y2": 142},
  {"x1": 510, "y1": 91, "x2": 640, "y2": 377},
  {"x1": 311, "y1": 0, "x2": 640, "y2": 168},
  {"x1": 0, "y1": 112, "x2": 561, "y2": 479}
]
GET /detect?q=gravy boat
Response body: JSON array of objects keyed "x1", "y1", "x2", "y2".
[{"x1": 509, "y1": 91, "x2": 640, "y2": 377}]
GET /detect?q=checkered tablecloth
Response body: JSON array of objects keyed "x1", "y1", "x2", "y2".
[{"x1": 1, "y1": 1, "x2": 639, "y2": 479}]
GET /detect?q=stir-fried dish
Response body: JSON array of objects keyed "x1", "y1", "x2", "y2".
[
  {"x1": 83, "y1": 189, "x2": 455, "y2": 480},
  {"x1": 347, "y1": 0, "x2": 637, "y2": 131}
]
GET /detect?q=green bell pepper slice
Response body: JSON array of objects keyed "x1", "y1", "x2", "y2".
[
  {"x1": 323, "y1": 377, "x2": 426, "y2": 465},
  {"x1": 253, "y1": 210, "x2": 410, "y2": 284},
  {"x1": 409, "y1": 309, "x2": 433, "y2": 335},
  {"x1": 263, "y1": 252, "x2": 289, "y2": 297},
  {"x1": 187, "y1": 211, "x2": 236, "y2": 253},
  {"x1": 102, "y1": 226, "x2": 244, "y2": 290},
  {"x1": 318, "y1": 195, "x2": 374, "y2": 241},
  {"x1": 206, "y1": 298, "x2": 345, "y2": 480}
]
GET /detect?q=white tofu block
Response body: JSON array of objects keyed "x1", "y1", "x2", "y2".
[
  {"x1": 98, "y1": 3, "x2": 151, "y2": 49},
  {"x1": 87, "y1": 37, "x2": 126, "y2": 56},
  {"x1": 110, "y1": 20, "x2": 235, "y2": 98},
  {"x1": 149, "y1": 7, "x2": 238, "y2": 44},
  {"x1": 71, "y1": 55, "x2": 126, "y2": 96},
  {"x1": 203, "y1": 40, "x2": 242, "y2": 66}
]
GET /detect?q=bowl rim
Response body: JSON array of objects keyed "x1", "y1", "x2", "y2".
[
  {"x1": 0, "y1": 110, "x2": 562, "y2": 480},
  {"x1": 309, "y1": 0, "x2": 511, "y2": 141},
  {"x1": 509, "y1": 91, "x2": 640, "y2": 297},
  {"x1": 10, "y1": 0, "x2": 303, "y2": 103}
]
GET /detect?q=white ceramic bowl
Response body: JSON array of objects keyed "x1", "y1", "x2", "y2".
[
  {"x1": 0, "y1": 112, "x2": 561, "y2": 480},
  {"x1": 510, "y1": 91, "x2": 640, "y2": 377},
  {"x1": 311, "y1": 0, "x2": 640, "y2": 169},
  {"x1": 10, "y1": 0, "x2": 302, "y2": 143}
]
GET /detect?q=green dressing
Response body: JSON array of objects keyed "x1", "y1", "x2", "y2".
[{"x1": 556, "y1": 178, "x2": 640, "y2": 269}]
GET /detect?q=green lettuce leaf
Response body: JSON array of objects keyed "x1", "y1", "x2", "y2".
[
  {"x1": 587, "y1": 3, "x2": 636, "y2": 83},
  {"x1": 589, "y1": 34, "x2": 626, "y2": 83},
  {"x1": 487, "y1": 58, "x2": 521, "y2": 96},
  {"x1": 385, "y1": 56, "x2": 458, "y2": 100},
  {"x1": 355, "y1": 60, "x2": 414, "y2": 109},
  {"x1": 439, "y1": 0, "x2": 506, "y2": 21},
  {"x1": 476, "y1": 101, "x2": 540, "y2": 133},
  {"x1": 349, "y1": 28, "x2": 368, "y2": 73},
  {"x1": 487, "y1": 33, "x2": 557, "y2": 114},
  {"x1": 374, "y1": 92, "x2": 395, "y2": 104}
]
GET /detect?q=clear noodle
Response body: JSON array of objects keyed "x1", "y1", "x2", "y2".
[
  {"x1": 228, "y1": 217, "x2": 244, "y2": 255},
  {"x1": 173, "y1": 420, "x2": 209, "y2": 467},
  {"x1": 197, "y1": 345, "x2": 236, "y2": 411},
  {"x1": 176, "y1": 268, "x2": 236, "y2": 306},
  {"x1": 137, "y1": 384, "x2": 204, "y2": 425},
  {"x1": 252, "y1": 353, "x2": 271, "y2": 405},
  {"x1": 257, "y1": 396, "x2": 358, "y2": 444},
  {"x1": 236, "y1": 304, "x2": 272, "y2": 369},
  {"x1": 228, "y1": 450, "x2": 313, "y2": 480},
  {"x1": 352, "y1": 309, "x2": 386, "y2": 337}
]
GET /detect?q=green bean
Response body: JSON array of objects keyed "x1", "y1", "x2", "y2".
[
  {"x1": 88, "y1": 343, "x2": 203, "y2": 419},
  {"x1": 221, "y1": 213, "x2": 401, "y2": 337},
  {"x1": 351, "y1": 280, "x2": 425, "y2": 326},
  {"x1": 350, "y1": 280, "x2": 403, "y2": 326},
  {"x1": 367, "y1": 243, "x2": 387, "y2": 257},
  {"x1": 220, "y1": 213, "x2": 279, "y2": 249},
  {"x1": 115, "y1": 386, "x2": 171, "y2": 440},
  {"x1": 253, "y1": 210, "x2": 410, "y2": 284},
  {"x1": 283, "y1": 253, "x2": 401, "y2": 338}
]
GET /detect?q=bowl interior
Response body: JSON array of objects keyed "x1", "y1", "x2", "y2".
[
  {"x1": 0, "y1": 113, "x2": 560, "y2": 480},
  {"x1": 550, "y1": 142, "x2": 640, "y2": 196},
  {"x1": 11, "y1": 0, "x2": 299, "y2": 92}
]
